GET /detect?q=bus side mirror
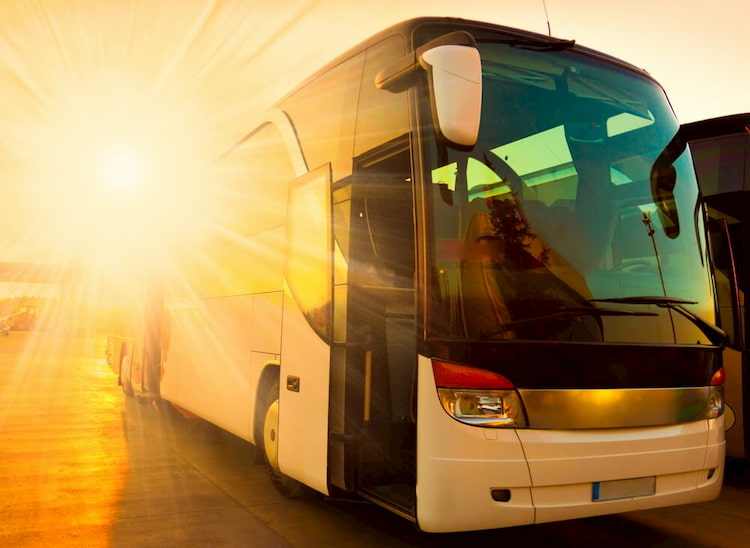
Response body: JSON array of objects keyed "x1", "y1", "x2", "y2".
[
  {"x1": 650, "y1": 132, "x2": 683, "y2": 238},
  {"x1": 419, "y1": 45, "x2": 482, "y2": 147}
]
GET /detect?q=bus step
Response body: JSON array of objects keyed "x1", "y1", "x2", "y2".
[
  {"x1": 329, "y1": 432, "x2": 364, "y2": 443},
  {"x1": 358, "y1": 483, "x2": 416, "y2": 521}
]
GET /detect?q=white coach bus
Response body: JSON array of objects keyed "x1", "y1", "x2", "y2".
[{"x1": 112, "y1": 17, "x2": 726, "y2": 532}]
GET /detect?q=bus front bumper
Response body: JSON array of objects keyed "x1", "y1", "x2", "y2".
[{"x1": 415, "y1": 356, "x2": 725, "y2": 533}]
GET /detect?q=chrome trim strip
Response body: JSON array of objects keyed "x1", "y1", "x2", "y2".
[{"x1": 519, "y1": 387, "x2": 713, "y2": 429}]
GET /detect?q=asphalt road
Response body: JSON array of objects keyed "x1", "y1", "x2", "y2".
[{"x1": 2, "y1": 328, "x2": 750, "y2": 547}]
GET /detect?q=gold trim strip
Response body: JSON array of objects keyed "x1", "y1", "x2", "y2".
[{"x1": 519, "y1": 387, "x2": 713, "y2": 429}]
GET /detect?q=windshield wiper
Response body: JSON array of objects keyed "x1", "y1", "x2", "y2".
[
  {"x1": 591, "y1": 296, "x2": 727, "y2": 346},
  {"x1": 481, "y1": 306, "x2": 655, "y2": 339}
]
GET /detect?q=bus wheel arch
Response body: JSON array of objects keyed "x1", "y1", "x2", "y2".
[{"x1": 257, "y1": 370, "x2": 305, "y2": 498}]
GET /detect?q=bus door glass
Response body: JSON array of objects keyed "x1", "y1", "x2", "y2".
[{"x1": 344, "y1": 141, "x2": 417, "y2": 506}]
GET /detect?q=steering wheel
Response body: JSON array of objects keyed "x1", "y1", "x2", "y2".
[
  {"x1": 486, "y1": 153, "x2": 525, "y2": 198},
  {"x1": 453, "y1": 151, "x2": 526, "y2": 201}
]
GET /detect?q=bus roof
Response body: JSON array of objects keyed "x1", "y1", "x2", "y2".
[
  {"x1": 278, "y1": 16, "x2": 657, "y2": 105},
  {"x1": 682, "y1": 113, "x2": 750, "y2": 140}
]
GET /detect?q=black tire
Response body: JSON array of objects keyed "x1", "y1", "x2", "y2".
[
  {"x1": 261, "y1": 379, "x2": 305, "y2": 498},
  {"x1": 142, "y1": 342, "x2": 163, "y2": 397},
  {"x1": 120, "y1": 355, "x2": 134, "y2": 397},
  {"x1": 137, "y1": 351, "x2": 161, "y2": 405}
]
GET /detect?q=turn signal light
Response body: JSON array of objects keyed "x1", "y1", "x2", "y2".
[
  {"x1": 710, "y1": 367, "x2": 725, "y2": 385},
  {"x1": 707, "y1": 367, "x2": 725, "y2": 419}
]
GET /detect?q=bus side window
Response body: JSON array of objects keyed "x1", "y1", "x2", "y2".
[
  {"x1": 355, "y1": 35, "x2": 409, "y2": 157},
  {"x1": 194, "y1": 122, "x2": 297, "y2": 298},
  {"x1": 353, "y1": 36, "x2": 411, "y2": 287},
  {"x1": 281, "y1": 52, "x2": 364, "y2": 183},
  {"x1": 707, "y1": 211, "x2": 743, "y2": 347}
]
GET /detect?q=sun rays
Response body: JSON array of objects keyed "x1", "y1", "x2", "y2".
[{"x1": 0, "y1": 0, "x2": 288, "y2": 308}]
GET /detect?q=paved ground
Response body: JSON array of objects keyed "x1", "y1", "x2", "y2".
[{"x1": 2, "y1": 327, "x2": 750, "y2": 547}]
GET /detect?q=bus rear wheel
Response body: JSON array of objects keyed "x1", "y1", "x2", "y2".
[
  {"x1": 120, "y1": 355, "x2": 133, "y2": 397},
  {"x1": 262, "y1": 379, "x2": 304, "y2": 498}
]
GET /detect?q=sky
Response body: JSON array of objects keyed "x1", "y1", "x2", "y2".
[{"x1": 0, "y1": 0, "x2": 747, "y2": 297}]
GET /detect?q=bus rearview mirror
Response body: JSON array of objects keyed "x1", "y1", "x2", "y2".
[{"x1": 419, "y1": 45, "x2": 482, "y2": 147}]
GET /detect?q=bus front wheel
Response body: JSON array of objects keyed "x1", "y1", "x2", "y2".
[{"x1": 262, "y1": 380, "x2": 304, "y2": 498}]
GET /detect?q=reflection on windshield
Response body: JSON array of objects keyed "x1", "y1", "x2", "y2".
[
  {"x1": 458, "y1": 190, "x2": 599, "y2": 341},
  {"x1": 427, "y1": 38, "x2": 716, "y2": 345},
  {"x1": 480, "y1": 305, "x2": 656, "y2": 340}
]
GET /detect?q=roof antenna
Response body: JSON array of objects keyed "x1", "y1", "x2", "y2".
[{"x1": 542, "y1": 0, "x2": 552, "y2": 36}]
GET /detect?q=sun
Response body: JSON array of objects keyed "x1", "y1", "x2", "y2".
[
  {"x1": 96, "y1": 146, "x2": 144, "y2": 192},
  {"x1": 5, "y1": 78, "x2": 215, "y2": 298},
  {"x1": 0, "y1": 0, "x2": 309, "y2": 304}
]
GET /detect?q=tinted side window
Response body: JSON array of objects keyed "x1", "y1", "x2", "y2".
[
  {"x1": 691, "y1": 134, "x2": 746, "y2": 198},
  {"x1": 187, "y1": 122, "x2": 297, "y2": 297},
  {"x1": 282, "y1": 53, "x2": 364, "y2": 183},
  {"x1": 354, "y1": 36, "x2": 409, "y2": 157}
]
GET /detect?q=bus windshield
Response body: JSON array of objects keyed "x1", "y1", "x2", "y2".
[{"x1": 425, "y1": 38, "x2": 716, "y2": 344}]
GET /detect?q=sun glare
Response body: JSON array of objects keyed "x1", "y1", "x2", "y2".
[
  {"x1": 5, "y1": 69, "x2": 219, "y2": 301},
  {"x1": 96, "y1": 147, "x2": 143, "y2": 191},
  {"x1": 0, "y1": 0, "x2": 348, "y2": 307}
]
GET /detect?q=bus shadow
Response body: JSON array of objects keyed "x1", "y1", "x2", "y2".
[
  {"x1": 108, "y1": 394, "x2": 745, "y2": 548},
  {"x1": 108, "y1": 396, "x2": 293, "y2": 547}
]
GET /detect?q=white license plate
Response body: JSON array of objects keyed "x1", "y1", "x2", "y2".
[{"x1": 592, "y1": 476, "x2": 655, "y2": 501}]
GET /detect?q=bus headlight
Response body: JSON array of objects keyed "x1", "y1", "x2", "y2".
[
  {"x1": 437, "y1": 388, "x2": 527, "y2": 427},
  {"x1": 432, "y1": 359, "x2": 527, "y2": 427}
]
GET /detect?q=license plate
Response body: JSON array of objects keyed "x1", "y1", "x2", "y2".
[{"x1": 592, "y1": 476, "x2": 655, "y2": 501}]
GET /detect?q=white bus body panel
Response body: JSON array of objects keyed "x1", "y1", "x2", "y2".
[
  {"x1": 278, "y1": 288, "x2": 331, "y2": 496},
  {"x1": 160, "y1": 291, "x2": 283, "y2": 442},
  {"x1": 415, "y1": 355, "x2": 725, "y2": 533}
]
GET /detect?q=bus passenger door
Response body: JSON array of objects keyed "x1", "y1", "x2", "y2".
[
  {"x1": 279, "y1": 165, "x2": 333, "y2": 495},
  {"x1": 334, "y1": 139, "x2": 418, "y2": 514}
]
